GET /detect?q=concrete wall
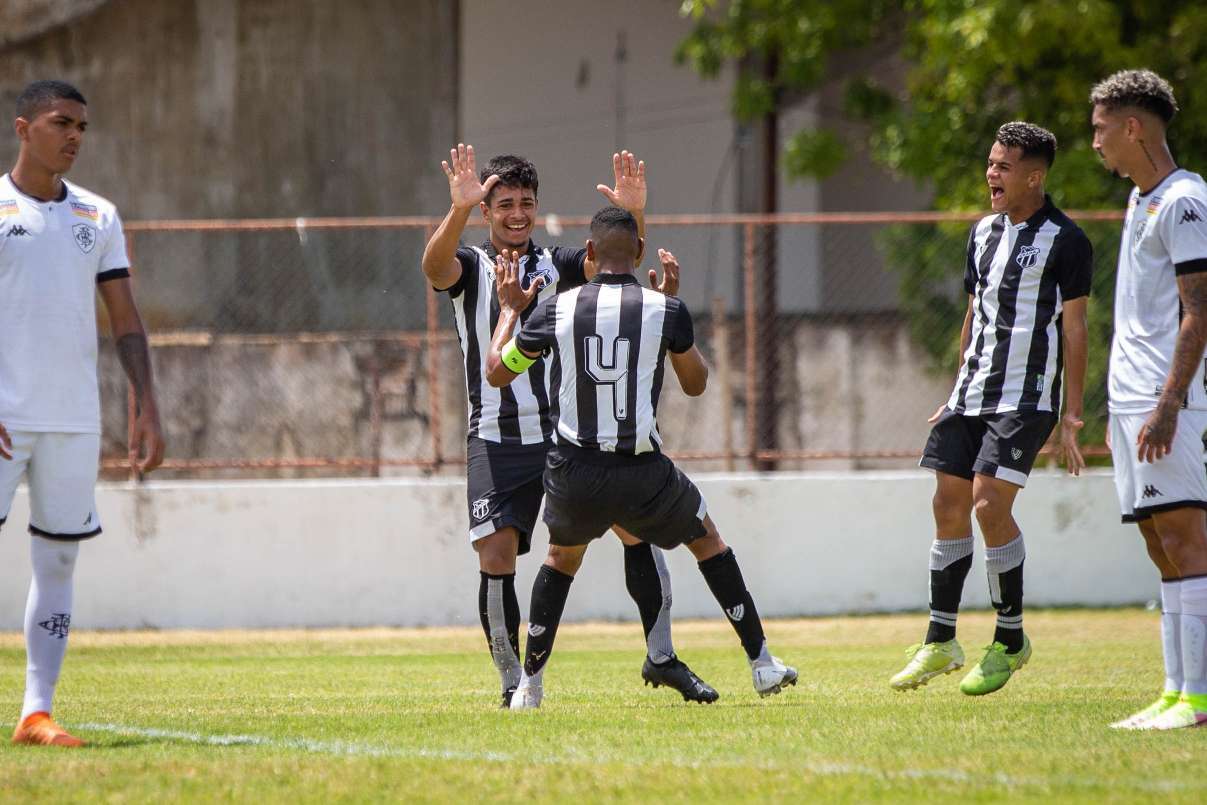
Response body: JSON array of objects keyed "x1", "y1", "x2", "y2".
[{"x1": 0, "y1": 471, "x2": 1152, "y2": 630}]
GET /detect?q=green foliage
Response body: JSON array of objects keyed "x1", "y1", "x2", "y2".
[
  {"x1": 678, "y1": 1, "x2": 1207, "y2": 441},
  {"x1": 783, "y1": 128, "x2": 848, "y2": 178}
]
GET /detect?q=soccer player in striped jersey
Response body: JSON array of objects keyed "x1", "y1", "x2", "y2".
[
  {"x1": 484, "y1": 207, "x2": 796, "y2": 709},
  {"x1": 421, "y1": 146, "x2": 716, "y2": 706},
  {"x1": 890, "y1": 122, "x2": 1093, "y2": 696},
  {"x1": 1, "y1": 81, "x2": 164, "y2": 747},
  {"x1": 1090, "y1": 70, "x2": 1207, "y2": 731}
]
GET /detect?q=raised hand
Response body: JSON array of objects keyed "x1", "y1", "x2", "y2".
[
  {"x1": 649, "y1": 248, "x2": 680, "y2": 296},
  {"x1": 442, "y1": 143, "x2": 499, "y2": 211},
  {"x1": 597, "y1": 150, "x2": 646, "y2": 213},
  {"x1": 495, "y1": 249, "x2": 543, "y2": 313}
]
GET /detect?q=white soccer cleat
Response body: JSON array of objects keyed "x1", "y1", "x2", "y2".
[
  {"x1": 508, "y1": 675, "x2": 543, "y2": 710},
  {"x1": 752, "y1": 655, "x2": 798, "y2": 698}
]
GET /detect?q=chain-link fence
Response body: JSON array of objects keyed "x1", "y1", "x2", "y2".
[{"x1": 98, "y1": 211, "x2": 1124, "y2": 479}]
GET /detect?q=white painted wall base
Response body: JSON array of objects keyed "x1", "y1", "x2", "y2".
[{"x1": 0, "y1": 471, "x2": 1153, "y2": 630}]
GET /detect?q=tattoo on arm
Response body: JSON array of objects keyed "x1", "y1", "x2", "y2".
[
  {"x1": 116, "y1": 333, "x2": 153, "y2": 415},
  {"x1": 1164, "y1": 272, "x2": 1207, "y2": 404}
]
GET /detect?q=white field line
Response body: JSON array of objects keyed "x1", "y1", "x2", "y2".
[{"x1": 78, "y1": 722, "x2": 1204, "y2": 793}]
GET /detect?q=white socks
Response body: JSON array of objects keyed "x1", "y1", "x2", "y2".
[
  {"x1": 1180, "y1": 576, "x2": 1207, "y2": 697},
  {"x1": 21, "y1": 536, "x2": 79, "y2": 720},
  {"x1": 1161, "y1": 580, "x2": 1183, "y2": 693}
]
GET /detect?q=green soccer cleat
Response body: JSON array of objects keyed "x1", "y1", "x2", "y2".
[
  {"x1": 1109, "y1": 691, "x2": 1180, "y2": 730},
  {"x1": 889, "y1": 639, "x2": 965, "y2": 691},
  {"x1": 959, "y1": 636, "x2": 1031, "y2": 696},
  {"x1": 1140, "y1": 697, "x2": 1207, "y2": 730}
]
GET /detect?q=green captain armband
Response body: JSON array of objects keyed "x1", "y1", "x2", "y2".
[{"x1": 502, "y1": 339, "x2": 537, "y2": 373}]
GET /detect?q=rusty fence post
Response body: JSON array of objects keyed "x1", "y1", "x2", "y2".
[{"x1": 742, "y1": 222, "x2": 757, "y2": 472}]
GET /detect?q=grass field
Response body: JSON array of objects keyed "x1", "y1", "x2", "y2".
[{"x1": 0, "y1": 609, "x2": 1204, "y2": 803}]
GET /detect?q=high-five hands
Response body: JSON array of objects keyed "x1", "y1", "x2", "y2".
[
  {"x1": 597, "y1": 151, "x2": 646, "y2": 212},
  {"x1": 495, "y1": 249, "x2": 543, "y2": 313},
  {"x1": 442, "y1": 143, "x2": 499, "y2": 211},
  {"x1": 649, "y1": 248, "x2": 680, "y2": 296}
]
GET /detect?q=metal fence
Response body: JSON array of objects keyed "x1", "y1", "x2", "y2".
[{"x1": 99, "y1": 211, "x2": 1125, "y2": 479}]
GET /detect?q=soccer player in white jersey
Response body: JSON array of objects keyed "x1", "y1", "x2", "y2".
[
  {"x1": 421, "y1": 145, "x2": 716, "y2": 707},
  {"x1": 1090, "y1": 70, "x2": 1207, "y2": 731},
  {"x1": 890, "y1": 122, "x2": 1093, "y2": 696},
  {"x1": 0, "y1": 80, "x2": 164, "y2": 747}
]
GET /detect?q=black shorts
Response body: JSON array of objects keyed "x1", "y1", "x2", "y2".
[
  {"x1": 920, "y1": 409, "x2": 1057, "y2": 488},
  {"x1": 465, "y1": 436, "x2": 550, "y2": 555},
  {"x1": 542, "y1": 444, "x2": 708, "y2": 550}
]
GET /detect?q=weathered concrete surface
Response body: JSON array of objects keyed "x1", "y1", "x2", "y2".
[
  {"x1": 0, "y1": 0, "x2": 457, "y2": 219},
  {"x1": 0, "y1": 0, "x2": 110, "y2": 49}
]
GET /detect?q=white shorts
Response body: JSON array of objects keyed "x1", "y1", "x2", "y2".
[
  {"x1": 1110, "y1": 410, "x2": 1207, "y2": 523},
  {"x1": 0, "y1": 431, "x2": 101, "y2": 539}
]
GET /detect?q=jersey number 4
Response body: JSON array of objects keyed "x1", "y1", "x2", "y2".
[{"x1": 585, "y1": 335, "x2": 631, "y2": 420}]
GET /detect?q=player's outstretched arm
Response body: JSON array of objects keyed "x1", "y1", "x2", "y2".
[
  {"x1": 98, "y1": 278, "x2": 165, "y2": 474},
  {"x1": 1139, "y1": 271, "x2": 1207, "y2": 462},
  {"x1": 586, "y1": 151, "x2": 647, "y2": 278},
  {"x1": 421, "y1": 143, "x2": 500, "y2": 290},
  {"x1": 1059, "y1": 296, "x2": 1089, "y2": 475},
  {"x1": 485, "y1": 250, "x2": 542, "y2": 388}
]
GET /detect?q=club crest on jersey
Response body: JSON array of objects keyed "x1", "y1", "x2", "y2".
[
  {"x1": 1015, "y1": 245, "x2": 1041, "y2": 269},
  {"x1": 471, "y1": 497, "x2": 490, "y2": 520},
  {"x1": 72, "y1": 223, "x2": 96, "y2": 253},
  {"x1": 523, "y1": 262, "x2": 554, "y2": 292}
]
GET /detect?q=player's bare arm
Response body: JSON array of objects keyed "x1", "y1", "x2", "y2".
[
  {"x1": 1058, "y1": 296, "x2": 1089, "y2": 475},
  {"x1": 98, "y1": 277, "x2": 164, "y2": 473},
  {"x1": 484, "y1": 249, "x2": 541, "y2": 388},
  {"x1": 586, "y1": 151, "x2": 646, "y2": 279},
  {"x1": 929, "y1": 295, "x2": 974, "y2": 423},
  {"x1": 0, "y1": 422, "x2": 10, "y2": 460},
  {"x1": 1139, "y1": 271, "x2": 1207, "y2": 463},
  {"x1": 669, "y1": 347, "x2": 708, "y2": 396},
  {"x1": 649, "y1": 248, "x2": 680, "y2": 296},
  {"x1": 421, "y1": 143, "x2": 500, "y2": 290}
]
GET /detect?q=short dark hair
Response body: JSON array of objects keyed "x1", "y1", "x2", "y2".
[
  {"x1": 480, "y1": 154, "x2": 538, "y2": 204},
  {"x1": 995, "y1": 121, "x2": 1057, "y2": 167},
  {"x1": 1090, "y1": 69, "x2": 1178, "y2": 124},
  {"x1": 16, "y1": 80, "x2": 86, "y2": 120},
  {"x1": 590, "y1": 205, "x2": 639, "y2": 241}
]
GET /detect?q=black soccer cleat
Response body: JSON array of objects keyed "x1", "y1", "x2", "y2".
[
  {"x1": 501, "y1": 685, "x2": 517, "y2": 709},
  {"x1": 641, "y1": 656, "x2": 719, "y2": 704}
]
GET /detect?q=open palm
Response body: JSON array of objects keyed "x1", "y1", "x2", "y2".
[
  {"x1": 442, "y1": 143, "x2": 499, "y2": 211},
  {"x1": 597, "y1": 150, "x2": 646, "y2": 212}
]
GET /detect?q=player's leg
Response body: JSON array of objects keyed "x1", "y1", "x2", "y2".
[
  {"x1": 957, "y1": 412, "x2": 1055, "y2": 696},
  {"x1": 893, "y1": 411, "x2": 978, "y2": 690},
  {"x1": 510, "y1": 449, "x2": 611, "y2": 710},
  {"x1": 684, "y1": 518, "x2": 796, "y2": 697},
  {"x1": 1112, "y1": 410, "x2": 1207, "y2": 729},
  {"x1": 465, "y1": 437, "x2": 547, "y2": 708},
  {"x1": 612, "y1": 524, "x2": 716, "y2": 703},
  {"x1": 13, "y1": 433, "x2": 98, "y2": 747}
]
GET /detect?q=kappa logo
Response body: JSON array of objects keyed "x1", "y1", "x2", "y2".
[
  {"x1": 528, "y1": 624, "x2": 546, "y2": 637},
  {"x1": 1010, "y1": 447, "x2": 1023, "y2": 461},
  {"x1": 725, "y1": 604, "x2": 745, "y2": 622},
  {"x1": 1015, "y1": 245, "x2": 1042, "y2": 269},
  {"x1": 471, "y1": 497, "x2": 490, "y2": 520},
  {"x1": 1142, "y1": 485, "x2": 1163, "y2": 500},
  {"x1": 1181, "y1": 208, "x2": 1204, "y2": 225},
  {"x1": 38, "y1": 613, "x2": 70, "y2": 640},
  {"x1": 72, "y1": 223, "x2": 96, "y2": 253},
  {"x1": 83, "y1": 512, "x2": 92, "y2": 527},
  {"x1": 6, "y1": 225, "x2": 29, "y2": 237}
]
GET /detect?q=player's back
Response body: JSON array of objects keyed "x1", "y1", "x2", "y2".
[
  {"x1": 1110, "y1": 169, "x2": 1207, "y2": 413},
  {"x1": 520, "y1": 273, "x2": 695, "y2": 456}
]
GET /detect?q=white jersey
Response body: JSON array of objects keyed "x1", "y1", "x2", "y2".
[
  {"x1": 1109, "y1": 169, "x2": 1207, "y2": 413},
  {"x1": 0, "y1": 174, "x2": 130, "y2": 434}
]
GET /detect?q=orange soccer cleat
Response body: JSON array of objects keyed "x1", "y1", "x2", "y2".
[{"x1": 11, "y1": 712, "x2": 85, "y2": 747}]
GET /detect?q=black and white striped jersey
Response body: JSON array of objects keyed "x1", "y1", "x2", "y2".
[
  {"x1": 515, "y1": 273, "x2": 695, "y2": 456},
  {"x1": 441, "y1": 240, "x2": 586, "y2": 445},
  {"x1": 947, "y1": 197, "x2": 1093, "y2": 416}
]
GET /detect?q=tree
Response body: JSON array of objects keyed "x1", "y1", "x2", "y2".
[{"x1": 678, "y1": 0, "x2": 1207, "y2": 446}]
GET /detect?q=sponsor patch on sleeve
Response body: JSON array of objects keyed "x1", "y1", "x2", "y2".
[{"x1": 70, "y1": 201, "x2": 99, "y2": 220}]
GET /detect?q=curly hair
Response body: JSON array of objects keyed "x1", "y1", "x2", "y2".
[
  {"x1": 995, "y1": 121, "x2": 1057, "y2": 167},
  {"x1": 480, "y1": 154, "x2": 538, "y2": 205},
  {"x1": 1089, "y1": 69, "x2": 1178, "y2": 123}
]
